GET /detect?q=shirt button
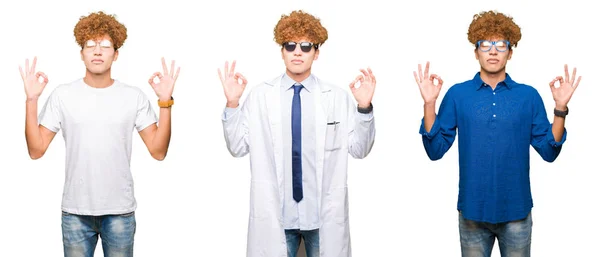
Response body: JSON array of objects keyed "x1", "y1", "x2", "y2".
[
  {"x1": 493, "y1": 92, "x2": 496, "y2": 95},
  {"x1": 493, "y1": 103, "x2": 496, "y2": 106},
  {"x1": 493, "y1": 114, "x2": 496, "y2": 118}
]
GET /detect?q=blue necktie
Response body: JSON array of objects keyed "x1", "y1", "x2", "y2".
[{"x1": 292, "y1": 83, "x2": 303, "y2": 202}]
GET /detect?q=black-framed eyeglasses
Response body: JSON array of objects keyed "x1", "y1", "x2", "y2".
[
  {"x1": 477, "y1": 40, "x2": 510, "y2": 52},
  {"x1": 283, "y1": 42, "x2": 318, "y2": 53}
]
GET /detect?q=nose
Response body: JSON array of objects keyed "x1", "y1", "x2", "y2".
[
  {"x1": 488, "y1": 46, "x2": 498, "y2": 55},
  {"x1": 293, "y1": 45, "x2": 302, "y2": 56},
  {"x1": 93, "y1": 45, "x2": 102, "y2": 55}
]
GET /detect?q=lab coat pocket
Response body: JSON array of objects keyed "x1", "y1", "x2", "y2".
[
  {"x1": 325, "y1": 121, "x2": 342, "y2": 151},
  {"x1": 324, "y1": 186, "x2": 349, "y2": 224},
  {"x1": 249, "y1": 180, "x2": 278, "y2": 220}
]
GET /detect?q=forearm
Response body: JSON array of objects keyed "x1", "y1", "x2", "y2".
[
  {"x1": 348, "y1": 111, "x2": 375, "y2": 159},
  {"x1": 25, "y1": 98, "x2": 44, "y2": 158},
  {"x1": 551, "y1": 105, "x2": 566, "y2": 142},
  {"x1": 423, "y1": 102, "x2": 436, "y2": 133},
  {"x1": 151, "y1": 107, "x2": 172, "y2": 160}
]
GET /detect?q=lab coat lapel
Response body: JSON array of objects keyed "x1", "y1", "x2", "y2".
[{"x1": 265, "y1": 75, "x2": 286, "y2": 208}]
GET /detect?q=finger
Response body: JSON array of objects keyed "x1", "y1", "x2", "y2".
[
  {"x1": 19, "y1": 66, "x2": 25, "y2": 81},
  {"x1": 170, "y1": 60, "x2": 175, "y2": 77},
  {"x1": 230, "y1": 60, "x2": 237, "y2": 77},
  {"x1": 368, "y1": 68, "x2": 376, "y2": 86},
  {"x1": 25, "y1": 58, "x2": 30, "y2": 75},
  {"x1": 570, "y1": 67, "x2": 577, "y2": 84},
  {"x1": 424, "y1": 61, "x2": 430, "y2": 79},
  {"x1": 173, "y1": 67, "x2": 181, "y2": 82},
  {"x1": 236, "y1": 72, "x2": 248, "y2": 87},
  {"x1": 417, "y1": 64, "x2": 423, "y2": 82},
  {"x1": 148, "y1": 74, "x2": 157, "y2": 88},
  {"x1": 224, "y1": 61, "x2": 229, "y2": 78},
  {"x1": 37, "y1": 72, "x2": 49, "y2": 86},
  {"x1": 563, "y1": 64, "x2": 569, "y2": 83},
  {"x1": 431, "y1": 74, "x2": 443, "y2": 87},
  {"x1": 218, "y1": 69, "x2": 224, "y2": 84},
  {"x1": 161, "y1": 57, "x2": 168, "y2": 76},
  {"x1": 31, "y1": 56, "x2": 38, "y2": 75},
  {"x1": 359, "y1": 69, "x2": 369, "y2": 81},
  {"x1": 557, "y1": 76, "x2": 564, "y2": 84},
  {"x1": 573, "y1": 76, "x2": 582, "y2": 90},
  {"x1": 413, "y1": 71, "x2": 420, "y2": 85}
]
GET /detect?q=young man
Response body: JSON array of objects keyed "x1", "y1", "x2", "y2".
[
  {"x1": 20, "y1": 11, "x2": 180, "y2": 257},
  {"x1": 218, "y1": 10, "x2": 376, "y2": 257},
  {"x1": 414, "y1": 10, "x2": 581, "y2": 257}
]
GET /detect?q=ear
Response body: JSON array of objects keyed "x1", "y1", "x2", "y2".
[
  {"x1": 313, "y1": 48, "x2": 319, "y2": 61},
  {"x1": 80, "y1": 49, "x2": 84, "y2": 61},
  {"x1": 474, "y1": 48, "x2": 479, "y2": 60},
  {"x1": 281, "y1": 47, "x2": 285, "y2": 60},
  {"x1": 113, "y1": 50, "x2": 119, "y2": 61},
  {"x1": 507, "y1": 49, "x2": 513, "y2": 60}
]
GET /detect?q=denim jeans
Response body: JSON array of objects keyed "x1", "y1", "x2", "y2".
[
  {"x1": 459, "y1": 211, "x2": 532, "y2": 257},
  {"x1": 285, "y1": 229, "x2": 319, "y2": 257},
  {"x1": 61, "y1": 211, "x2": 136, "y2": 257}
]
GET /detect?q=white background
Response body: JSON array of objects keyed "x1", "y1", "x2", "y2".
[{"x1": 1, "y1": 0, "x2": 598, "y2": 256}]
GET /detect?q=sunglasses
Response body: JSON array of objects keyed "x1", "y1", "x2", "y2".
[{"x1": 283, "y1": 42, "x2": 318, "y2": 53}]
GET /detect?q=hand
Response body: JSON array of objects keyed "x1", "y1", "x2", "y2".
[
  {"x1": 413, "y1": 61, "x2": 443, "y2": 105},
  {"x1": 218, "y1": 60, "x2": 248, "y2": 108},
  {"x1": 349, "y1": 68, "x2": 376, "y2": 108},
  {"x1": 148, "y1": 57, "x2": 180, "y2": 101},
  {"x1": 19, "y1": 57, "x2": 49, "y2": 100},
  {"x1": 549, "y1": 64, "x2": 581, "y2": 110}
]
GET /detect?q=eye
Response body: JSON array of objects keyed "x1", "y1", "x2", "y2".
[
  {"x1": 99, "y1": 39, "x2": 112, "y2": 48},
  {"x1": 85, "y1": 40, "x2": 97, "y2": 47},
  {"x1": 480, "y1": 41, "x2": 492, "y2": 47}
]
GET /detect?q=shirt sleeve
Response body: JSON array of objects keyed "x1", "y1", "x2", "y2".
[
  {"x1": 419, "y1": 88, "x2": 458, "y2": 160},
  {"x1": 135, "y1": 91, "x2": 158, "y2": 132},
  {"x1": 38, "y1": 88, "x2": 62, "y2": 132},
  {"x1": 530, "y1": 89, "x2": 565, "y2": 162}
]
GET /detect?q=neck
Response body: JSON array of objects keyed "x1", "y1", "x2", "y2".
[
  {"x1": 84, "y1": 70, "x2": 114, "y2": 88},
  {"x1": 286, "y1": 69, "x2": 311, "y2": 83},
  {"x1": 479, "y1": 69, "x2": 506, "y2": 89}
]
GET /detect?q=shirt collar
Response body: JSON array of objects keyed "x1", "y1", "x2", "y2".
[
  {"x1": 473, "y1": 72, "x2": 515, "y2": 90},
  {"x1": 281, "y1": 73, "x2": 316, "y2": 93}
]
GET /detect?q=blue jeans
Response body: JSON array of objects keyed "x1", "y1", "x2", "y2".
[
  {"x1": 61, "y1": 211, "x2": 136, "y2": 257},
  {"x1": 459, "y1": 211, "x2": 532, "y2": 257},
  {"x1": 285, "y1": 229, "x2": 319, "y2": 257}
]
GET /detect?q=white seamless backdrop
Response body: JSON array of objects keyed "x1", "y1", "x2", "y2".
[{"x1": 1, "y1": 0, "x2": 598, "y2": 256}]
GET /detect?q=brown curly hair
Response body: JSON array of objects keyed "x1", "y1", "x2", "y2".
[
  {"x1": 467, "y1": 10, "x2": 522, "y2": 48},
  {"x1": 73, "y1": 11, "x2": 127, "y2": 50},
  {"x1": 274, "y1": 10, "x2": 328, "y2": 47}
]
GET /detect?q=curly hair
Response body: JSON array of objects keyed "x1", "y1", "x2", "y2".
[
  {"x1": 73, "y1": 11, "x2": 127, "y2": 50},
  {"x1": 273, "y1": 10, "x2": 328, "y2": 46},
  {"x1": 467, "y1": 10, "x2": 522, "y2": 48}
]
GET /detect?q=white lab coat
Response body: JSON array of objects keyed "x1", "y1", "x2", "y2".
[{"x1": 222, "y1": 74, "x2": 375, "y2": 257}]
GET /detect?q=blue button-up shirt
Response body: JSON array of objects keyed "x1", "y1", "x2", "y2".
[{"x1": 420, "y1": 72, "x2": 566, "y2": 223}]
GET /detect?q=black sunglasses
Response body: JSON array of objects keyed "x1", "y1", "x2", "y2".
[{"x1": 283, "y1": 42, "x2": 318, "y2": 53}]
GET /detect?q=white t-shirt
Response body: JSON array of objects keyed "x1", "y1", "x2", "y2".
[{"x1": 39, "y1": 78, "x2": 158, "y2": 216}]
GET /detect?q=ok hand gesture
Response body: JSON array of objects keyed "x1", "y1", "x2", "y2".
[{"x1": 414, "y1": 61, "x2": 443, "y2": 104}]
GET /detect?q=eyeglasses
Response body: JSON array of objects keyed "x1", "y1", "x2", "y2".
[
  {"x1": 283, "y1": 42, "x2": 318, "y2": 53},
  {"x1": 477, "y1": 40, "x2": 510, "y2": 52},
  {"x1": 84, "y1": 39, "x2": 113, "y2": 50}
]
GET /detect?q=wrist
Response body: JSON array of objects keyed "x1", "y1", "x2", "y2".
[
  {"x1": 555, "y1": 104, "x2": 567, "y2": 111},
  {"x1": 26, "y1": 96, "x2": 39, "y2": 102},
  {"x1": 158, "y1": 95, "x2": 172, "y2": 102},
  {"x1": 424, "y1": 101, "x2": 436, "y2": 108},
  {"x1": 226, "y1": 100, "x2": 239, "y2": 108},
  {"x1": 358, "y1": 102, "x2": 371, "y2": 109}
]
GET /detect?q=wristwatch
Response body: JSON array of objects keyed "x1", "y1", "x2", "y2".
[
  {"x1": 158, "y1": 96, "x2": 174, "y2": 108},
  {"x1": 357, "y1": 103, "x2": 373, "y2": 114},
  {"x1": 554, "y1": 106, "x2": 568, "y2": 117}
]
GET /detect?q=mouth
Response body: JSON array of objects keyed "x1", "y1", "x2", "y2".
[
  {"x1": 487, "y1": 59, "x2": 499, "y2": 64},
  {"x1": 91, "y1": 59, "x2": 104, "y2": 64},
  {"x1": 291, "y1": 59, "x2": 303, "y2": 64}
]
